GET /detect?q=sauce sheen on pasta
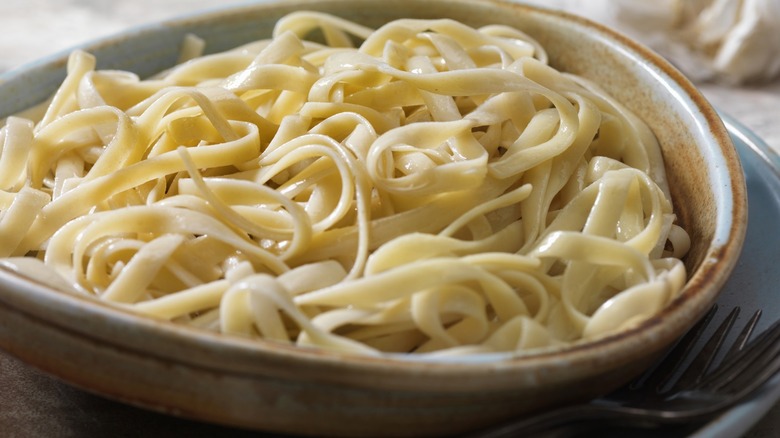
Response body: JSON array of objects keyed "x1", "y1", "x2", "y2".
[{"x1": 0, "y1": 12, "x2": 691, "y2": 357}]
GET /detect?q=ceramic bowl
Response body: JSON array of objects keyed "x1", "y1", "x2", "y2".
[{"x1": 0, "y1": 0, "x2": 747, "y2": 436}]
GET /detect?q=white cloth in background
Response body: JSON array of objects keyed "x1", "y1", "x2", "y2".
[
  {"x1": 2, "y1": 0, "x2": 778, "y2": 84},
  {"x1": 525, "y1": 0, "x2": 780, "y2": 84}
]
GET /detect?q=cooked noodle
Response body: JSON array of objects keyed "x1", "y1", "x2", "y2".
[{"x1": 0, "y1": 12, "x2": 690, "y2": 356}]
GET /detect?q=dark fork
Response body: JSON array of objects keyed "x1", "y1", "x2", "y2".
[{"x1": 468, "y1": 306, "x2": 780, "y2": 437}]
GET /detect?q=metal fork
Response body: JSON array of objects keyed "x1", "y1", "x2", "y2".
[{"x1": 469, "y1": 306, "x2": 780, "y2": 437}]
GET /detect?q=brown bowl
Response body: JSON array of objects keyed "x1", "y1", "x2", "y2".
[{"x1": 0, "y1": 0, "x2": 747, "y2": 436}]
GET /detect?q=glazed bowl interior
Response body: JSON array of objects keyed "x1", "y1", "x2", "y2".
[{"x1": 0, "y1": 0, "x2": 747, "y2": 436}]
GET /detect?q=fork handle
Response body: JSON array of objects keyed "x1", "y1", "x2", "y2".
[
  {"x1": 466, "y1": 404, "x2": 640, "y2": 438},
  {"x1": 466, "y1": 400, "x2": 726, "y2": 438}
]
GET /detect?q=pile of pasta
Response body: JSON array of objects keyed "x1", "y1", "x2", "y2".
[{"x1": 0, "y1": 12, "x2": 690, "y2": 356}]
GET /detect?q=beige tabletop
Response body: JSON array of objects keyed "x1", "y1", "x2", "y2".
[{"x1": 1, "y1": 1, "x2": 779, "y2": 437}]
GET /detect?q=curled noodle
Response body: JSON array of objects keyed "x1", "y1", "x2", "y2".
[{"x1": 0, "y1": 12, "x2": 689, "y2": 356}]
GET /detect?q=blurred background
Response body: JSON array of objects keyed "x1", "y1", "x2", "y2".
[{"x1": 0, "y1": 1, "x2": 778, "y2": 437}]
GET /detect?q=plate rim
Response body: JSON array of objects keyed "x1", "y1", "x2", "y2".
[{"x1": 694, "y1": 113, "x2": 780, "y2": 437}]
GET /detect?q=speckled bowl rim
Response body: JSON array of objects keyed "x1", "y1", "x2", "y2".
[{"x1": 0, "y1": 0, "x2": 747, "y2": 384}]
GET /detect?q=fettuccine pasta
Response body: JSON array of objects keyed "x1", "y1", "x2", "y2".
[{"x1": 0, "y1": 12, "x2": 690, "y2": 356}]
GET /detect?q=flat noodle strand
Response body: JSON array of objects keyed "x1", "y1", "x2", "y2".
[{"x1": 0, "y1": 12, "x2": 690, "y2": 356}]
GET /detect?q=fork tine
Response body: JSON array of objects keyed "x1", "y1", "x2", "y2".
[
  {"x1": 722, "y1": 309, "x2": 762, "y2": 360},
  {"x1": 472, "y1": 315, "x2": 780, "y2": 437},
  {"x1": 633, "y1": 305, "x2": 718, "y2": 392},
  {"x1": 715, "y1": 352, "x2": 780, "y2": 398},
  {"x1": 670, "y1": 306, "x2": 740, "y2": 391},
  {"x1": 698, "y1": 318, "x2": 780, "y2": 392}
]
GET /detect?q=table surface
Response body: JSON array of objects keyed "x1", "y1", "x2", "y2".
[{"x1": 1, "y1": 1, "x2": 779, "y2": 437}]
